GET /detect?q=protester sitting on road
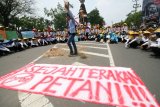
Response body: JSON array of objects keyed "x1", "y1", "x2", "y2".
[
  {"x1": 103, "y1": 33, "x2": 107, "y2": 43},
  {"x1": 96, "y1": 33, "x2": 101, "y2": 42},
  {"x1": 140, "y1": 31, "x2": 151, "y2": 50},
  {"x1": 77, "y1": 28, "x2": 81, "y2": 41},
  {"x1": 61, "y1": 30, "x2": 67, "y2": 43},
  {"x1": 115, "y1": 31, "x2": 121, "y2": 42},
  {"x1": 82, "y1": 28, "x2": 86, "y2": 41},
  {"x1": 17, "y1": 38, "x2": 25, "y2": 50},
  {"x1": 30, "y1": 38, "x2": 38, "y2": 47},
  {"x1": 101, "y1": 28, "x2": 107, "y2": 43},
  {"x1": 2, "y1": 39, "x2": 14, "y2": 52},
  {"x1": 120, "y1": 31, "x2": 128, "y2": 43},
  {"x1": 125, "y1": 31, "x2": 140, "y2": 48},
  {"x1": 85, "y1": 26, "x2": 90, "y2": 40},
  {"x1": 47, "y1": 35, "x2": 57, "y2": 44},
  {"x1": 109, "y1": 32, "x2": 118, "y2": 44},
  {"x1": 149, "y1": 28, "x2": 160, "y2": 56},
  {"x1": 0, "y1": 39, "x2": 10, "y2": 56},
  {"x1": 22, "y1": 38, "x2": 29, "y2": 49},
  {"x1": 40, "y1": 33, "x2": 48, "y2": 46},
  {"x1": 56, "y1": 29, "x2": 61, "y2": 43},
  {"x1": 106, "y1": 32, "x2": 110, "y2": 42},
  {"x1": 100, "y1": 33, "x2": 104, "y2": 42},
  {"x1": 37, "y1": 36, "x2": 42, "y2": 46},
  {"x1": 12, "y1": 39, "x2": 24, "y2": 51},
  {"x1": 24, "y1": 38, "x2": 31, "y2": 48},
  {"x1": 64, "y1": 29, "x2": 68, "y2": 43},
  {"x1": 88, "y1": 28, "x2": 95, "y2": 41}
]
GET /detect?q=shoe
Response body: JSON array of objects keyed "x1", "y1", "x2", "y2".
[
  {"x1": 125, "y1": 44, "x2": 129, "y2": 48},
  {"x1": 68, "y1": 54, "x2": 74, "y2": 57},
  {"x1": 68, "y1": 53, "x2": 78, "y2": 57},
  {"x1": 69, "y1": 52, "x2": 74, "y2": 55},
  {"x1": 73, "y1": 53, "x2": 78, "y2": 55},
  {"x1": 68, "y1": 53, "x2": 76, "y2": 57}
]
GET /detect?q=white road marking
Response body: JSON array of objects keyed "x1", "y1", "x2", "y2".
[
  {"x1": 60, "y1": 42, "x2": 106, "y2": 46},
  {"x1": 72, "y1": 62, "x2": 87, "y2": 66},
  {"x1": 81, "y1": 51, "x2": 109, "y2": 58},
  {"x1": 106, "y1": 43, "x2": 115, "y2": 66},
  {"x1": 60, "y1": 41, "x2": 114, "y2": 66},
  {"x1": 62, "y1": 48, "x2": 109, "y2": 58},
  {"x1": 18, "y1": 92, "x2": 53, "y2": 107},
  {"x1": 30, "y1": 53, "x2": 46, "y2": 64},
  {"x1": 77, "y1": 43, "x2": 107, "y2": 46},
  {"x1": 76, "y1": 45, "x2": 108, "y2": 50},
  {"x1": 18, "y1": 45, "x2": 58, "y2": 107}
]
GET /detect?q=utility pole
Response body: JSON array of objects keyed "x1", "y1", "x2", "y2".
[{"x1": 132, "y1": 0, "x2": 141, "y2": 13}]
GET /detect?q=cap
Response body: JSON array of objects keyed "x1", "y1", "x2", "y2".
[
  {"x1": 147, "y1": 27, "x2": 155, "y2": 33},
  {"x1": 154, "y1": 28, "x2": 160, "y2": 33},
  {"x1": 128, "y1": 31, "x2": 134, "y2": 35},
  {"x1": 143, "y1": 31, "x2": 151, "y2": 34},
  {"x1": 133, "y1": 32, "x2": 139, "y2": 35},
  {"x1": 18, "y1": 38, "x2": 22, "y2": 41}
]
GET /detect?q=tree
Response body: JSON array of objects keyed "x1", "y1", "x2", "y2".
[
  {"x1": 113, "y1": 20, "x2": 125, "y2": 27},
  {"x1": 0, "y1": 0, "x2": 35, "y2": 27},
  {"x1": 10, "y1": 16, "x2": 50, "y2": 31},
  {"x1": 44, "y1": 3, "x2": 66, "y2": 30},
  {"x1": 125, "y1": 11, "x2": 142, "y2": 29},
  {"x1": 87, "y1": 8, "x2": 105, "y2": 27}
]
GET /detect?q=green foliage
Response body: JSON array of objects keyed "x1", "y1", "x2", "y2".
[
  {"x1": 125, "y1": 11, "x2": 142, "y2": 29},
  {"x1": 0, "y1": 0, "x2": 35, "y2": 27},
  {"x1": 113, "y1": 20, "x2": 125, "y2": 27},
  {"x1": 44, "y1": 3, "x2": 66, "y2": 30},
  {"x1": 87, "y1": 8, "x2": 105, "y2": 27},
  {"x1": 9, "y1": 16, "x2": 51, "y2": 31}
]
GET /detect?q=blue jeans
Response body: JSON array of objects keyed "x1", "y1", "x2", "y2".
[{"x1": 67, "y1": 33, "x2": 77, "y2": 54}]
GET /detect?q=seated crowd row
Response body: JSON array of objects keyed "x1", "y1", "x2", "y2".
[
  {"x1": 1, "y1": 27, "x2": 160, "y2": 56},
  {"x1": 94, "y1": 27, "x2": 160, "y2": 56}
]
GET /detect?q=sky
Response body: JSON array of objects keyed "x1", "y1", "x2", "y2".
[{"x1": 35, "y1": 0, "x2": 143, "y2": 26}]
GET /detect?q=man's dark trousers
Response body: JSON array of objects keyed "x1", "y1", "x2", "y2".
[{"x1": 67, "y1": 33, "x2": 77, "y2": 55}]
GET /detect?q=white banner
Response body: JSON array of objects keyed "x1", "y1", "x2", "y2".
[{"x1": 0, "y1": 64, "x2": 159, "y2": 107}]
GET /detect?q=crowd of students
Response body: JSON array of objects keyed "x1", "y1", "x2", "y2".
[
  {"x1": 0, "y1": 30, "x2": 58, "y2": 56},
  {"x1": 1, "y1": 24, "x2": 160, "y2": 56},
  {"x1": 74, "y1": 24, "x2": 160, "y2": 56},
  {"x1": 90, "y1": 26, "x2": 160, "y2": 56},
  {"x1": 123, "y1": 28, "x2": 160, "y2": 56}
]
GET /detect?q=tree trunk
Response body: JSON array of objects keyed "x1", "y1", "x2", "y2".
[{"x1": 3, "y1": 16, "x2": 10, "y2": 27}]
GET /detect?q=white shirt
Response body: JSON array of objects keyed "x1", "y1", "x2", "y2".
[
  {"x1": 85, "y1": 28, "x2": 90, "y2": 33},
  {"x1": 142, "y1": 36, "x2": 149, "y2": 42},
  {"x1": 150, "y1": 38, "x2": 160, "y2": 48}
]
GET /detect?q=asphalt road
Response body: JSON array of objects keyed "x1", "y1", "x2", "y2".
[
  {"x1": 110, "y1": 43, "x2": 160, "y2": 103},
  {"x1": 0, "y1": 41, "x2": 159, "y2": 107}
]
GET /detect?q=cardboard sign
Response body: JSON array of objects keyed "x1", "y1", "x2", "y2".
[{"x1": 0, "y1": 64, "x2": 159, "y2": 107}]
